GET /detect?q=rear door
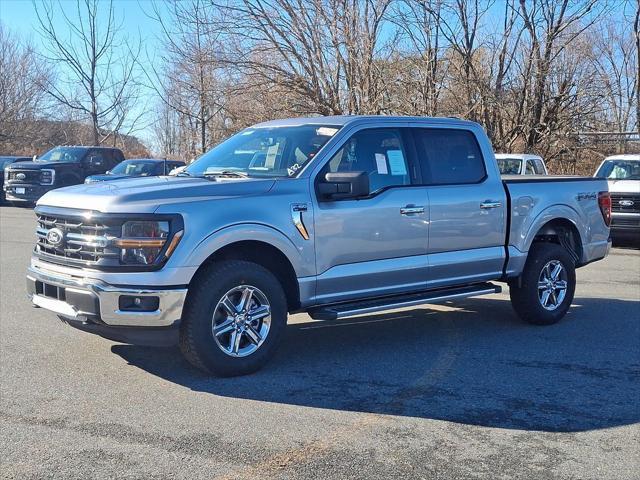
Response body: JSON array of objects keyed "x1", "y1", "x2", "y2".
[{"x1": 412, "y1": 126, "x2": 507, "y2": 288}]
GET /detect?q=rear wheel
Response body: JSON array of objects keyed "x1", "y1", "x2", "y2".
[
  {"x1": 509, "y1": 243, "x2": 576, "y2": 325},
  {"x1": 179, "y1": 260, "x2": 287, "y2": 376}
]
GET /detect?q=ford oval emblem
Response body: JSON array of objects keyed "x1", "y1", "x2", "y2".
[
  {"x1": 16, "y1": 173, "x2": 26, "y2": 181},
  {"x1": 619, "y1": 199, "x2": 634, "y2": 207},
  {"x1": 46, "y1": 228, "x2": 64, "y2": 246}
]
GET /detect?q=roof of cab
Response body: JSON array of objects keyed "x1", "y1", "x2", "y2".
[
  {"x1": 604, "y1": 154, "x2": 640, "y2": 161},
  {"x1": 495, "y1": 153, "x2": 544, "y2": 161},
  {"x1": 121, "y1": 158, "x2": 185, "y2": 163},
  {"x1": 251, "y1": 115, "x2": 479, "y2": 128}
]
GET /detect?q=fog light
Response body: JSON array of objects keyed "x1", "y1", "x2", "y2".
[{"x1": 119, "y1": 295, "x2": 159, "y2": 312}]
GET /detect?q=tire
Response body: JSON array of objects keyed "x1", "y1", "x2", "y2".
[
  {"x1": 179, "y1": 260, "x2": 288, "y2": 376},
  {"x1": 509, "y1": 242, "x2": 576, "y2": 325}
]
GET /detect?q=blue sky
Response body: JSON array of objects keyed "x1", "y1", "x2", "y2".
[
  {"x1": 0, "y1": 0, "x2": 164, "y2": 46},
  {"x1": 1, "y1": 0, "x2": 166, "y2": 147}
]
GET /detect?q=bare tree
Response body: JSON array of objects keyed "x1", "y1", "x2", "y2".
[
  {"x1": 518, "y1": 0, "x2": 607, "y2": 150},
  {"x1": 388, "y1": 0, "x2": 447, "y2": 116},
  {"x1": 145, "y1": 0, "x2": 229, "y2": 155},
  {"x1": 591, "y1": 18, "x2": 638, "y2": 152},
  {"x1": 210, "y1": 0, "x2": 393, "y2": 115},
  {"x1": 0, "y1": 24, "x2": 50, "y2": 149},
  {"x1": 34, "y1": 0, "x2": 141, "y2": 146},
  {"x1": 635, "y1": 0, "x2": 640, "y2": 131}
]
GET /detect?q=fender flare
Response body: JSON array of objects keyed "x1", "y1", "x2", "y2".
[
  {"x1": 183, "y1": 223, "x2": 307, "y2": 276},
  {"x1": 519, "y1": 204, "x2": 586, "y2": 255}
]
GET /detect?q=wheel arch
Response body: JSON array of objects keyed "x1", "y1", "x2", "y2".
[
  {"x1": 531, "y1": 218, "x2": 583, "y2": 265},
  {"x1": 518, "y1": 205, "x2": 587, "y2": 265},
  {"x1": 185, "y1": 225, "x2": 306, "y2": 311}
]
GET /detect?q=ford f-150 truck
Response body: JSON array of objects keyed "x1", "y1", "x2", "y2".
[
  {"x1": 26, "y1": 116, "x2": 611, "y2": 376},
  {"x1": 4, "y1": 146, "x2": 125, "y2": 204}
]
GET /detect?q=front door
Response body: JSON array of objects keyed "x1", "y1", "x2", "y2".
[{"x1": 312, "y1": 127, "x2": 429, "y2": 304}]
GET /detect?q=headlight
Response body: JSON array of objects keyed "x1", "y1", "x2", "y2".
[
  {"x1": 115, "y1": 220, "x2": 183, "y2": 265},
  {"x1": 40, "y1": 169, "x2": 55, "y2": 185}
]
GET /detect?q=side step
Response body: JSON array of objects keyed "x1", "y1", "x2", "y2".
[{"x1": 308, "y1": 282, "x2": 502, "y2": 320}]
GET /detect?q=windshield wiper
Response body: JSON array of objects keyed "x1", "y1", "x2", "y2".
[{"x1": 203, "y1": 170, "x2": 250, "y2": 178}]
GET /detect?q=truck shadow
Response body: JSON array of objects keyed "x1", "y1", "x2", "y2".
[{"x1": 111, "y1": 296, "x2": 640, "y2": 433}]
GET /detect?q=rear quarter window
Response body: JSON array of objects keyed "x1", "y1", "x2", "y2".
[{"x1": 413, "y1": 128, "x2": 486, "y2": 185}]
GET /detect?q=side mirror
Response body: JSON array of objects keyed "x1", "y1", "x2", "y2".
[{"x1": 317, "y1": 171, "x2": 369, "y2": 200}]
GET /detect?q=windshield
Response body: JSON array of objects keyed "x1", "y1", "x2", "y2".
[
  {"x1": 186, "y1": 125, "x2": 341, "y2": 178},
  {"x1": 37, "y1": 147, "x2": 87, "y2": 163},
  {"x1": 497, "y1": 158, "x2": 522, "y2": 175},
  {"x1": 111, "y1": 160, "x2": 160, "y2": 176},
  {"x1": 595, "y1": 160, "x2": 640, "y2": 180}
]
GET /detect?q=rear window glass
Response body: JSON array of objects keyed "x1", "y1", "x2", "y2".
[{"x1": 413, "y1": 129, "x2": 486, "y2": 185}]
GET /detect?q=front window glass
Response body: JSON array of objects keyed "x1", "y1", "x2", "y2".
[
  {"x1": 595, "y1": 160, "x2": 640, "y2": 180},
  {"x1": 186, "y1": 125, "x2": 340, "y2": 178},
  {"x1": 37, "y1": 147, "x2": 87, "y2": 163},
  {"x1": 111, "y1": 160, "x2": 160, "y2": 176},
  {"x1": 497, "y1": 158, "x2": 522, "y2": 175},
  {"x1": 322, "y1": 128, "x2": 411, "y2": 193}
]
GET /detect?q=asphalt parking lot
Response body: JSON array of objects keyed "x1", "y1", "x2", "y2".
[{"x1": 1, "y1": 205, "x2": 639, "y2": 479}]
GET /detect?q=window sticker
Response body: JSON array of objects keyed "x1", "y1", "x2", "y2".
[
  {"x1": 375, "y1": 153, "x2": 388, "y2": 174},
  {"x1": 265, "y1": 144, "x2": 279, "y2": 168},
  {"x1": 387, "y1": 150, "x2": 407, "y2": 175},
  {"x1": 316, "y1": 127, "x2": 339, "y2": 136},
  {"x1": 287, "y1": 163, "x2": 302, "y2": 176}
]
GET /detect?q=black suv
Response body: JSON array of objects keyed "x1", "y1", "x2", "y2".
[{"x1": 3, "y1": 146, "x2": 125, "y2": 204}]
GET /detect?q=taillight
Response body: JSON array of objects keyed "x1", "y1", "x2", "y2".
[{"x1": 598, "y1": 191, "x2": 611, "y2": 227}]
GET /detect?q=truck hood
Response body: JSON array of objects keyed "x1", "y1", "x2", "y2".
[
  {"x1": 37, "y1": 176, "x2": 277, "y2": 213},
  {"x1": 607, "y1": 179, "x2": 640, "y2": 194},
  {"x1": 5, "y1": 160, "x2": 76, "y2": 170}
]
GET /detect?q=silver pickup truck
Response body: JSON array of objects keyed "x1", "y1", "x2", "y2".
[{"x1": 27, "y1": 116, "x2": 611, "y2": 376}]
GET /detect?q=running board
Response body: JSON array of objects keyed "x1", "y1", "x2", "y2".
[{"x1": 308, "y1": 283, "x2": 501, "y2": 320}]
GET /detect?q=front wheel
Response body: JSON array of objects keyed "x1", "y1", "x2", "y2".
[
  {"x1": 509, "y1": 243, "x2": 576, "y2": 325},
  {"x1": 179, "y1": 260, "x2": 288, "y2": 376}
]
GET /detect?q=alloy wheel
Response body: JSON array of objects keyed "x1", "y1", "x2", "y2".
[{"x1": 211, "y1": 285, "x2": 271, "y2": 357}]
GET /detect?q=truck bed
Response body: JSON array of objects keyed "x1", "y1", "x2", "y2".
[
  {"x1": 502, "y1": 175, "x2": 604, "y2": 183},
  {"x1": 501, "y1": 174, "x2": 610, "y2": 274}
]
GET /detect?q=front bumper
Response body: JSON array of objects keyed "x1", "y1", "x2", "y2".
[
  {"x1": 4, "y1": 183, "x2": 52, "y2": 202},
  {"x1": 26, "y1": 264, "x2": 187, "y2": 328},
  {"x1": 610, "y1": 213, "x2": 640, "y2": 235}
]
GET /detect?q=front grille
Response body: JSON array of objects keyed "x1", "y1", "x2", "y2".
[
  {"x1": 35, "y1": 212, "x2": 122, "y2": 266},
  {"x1": 611, "y1": 194, "x2": 640, "y2": 213},
  {"x1": 7, "y1": 169, "x2": 41, "y2": 183}
]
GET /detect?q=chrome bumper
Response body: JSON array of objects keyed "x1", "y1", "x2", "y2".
[{"x1": 26, "y1": 265, "x2": 187, "y2": 327}]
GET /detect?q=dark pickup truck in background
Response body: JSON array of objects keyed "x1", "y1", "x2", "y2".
[
  {"x1": 3, "y1": 146, "x2": 125, "y2": 204},
  {"x1": 0, "y1": 156, "x2": 32, "y2": 203}
]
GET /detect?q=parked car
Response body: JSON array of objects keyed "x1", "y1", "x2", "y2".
[
  {"x1": 3, "y1": 146, "x2": 125, "y2": 204},
  {"x1": 594, "y1": 154, "x2": 640, "y2": 243},
  {"x1": 27, "y1": 116, "x2": 611, "y2": 376},
  {"x1": 0, "y1": 156, "x2": 32, "y2": 203},
  {"x1": 495, "y1": 153, "x2": 548, "y2": 176},
  {"x1": 85, "y1": 159, "x2": 186, "y2": 184}
]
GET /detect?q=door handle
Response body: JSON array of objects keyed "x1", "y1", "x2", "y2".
[
  {"x1": 400, "y1": 205, "x2": 425, "y2": 215},
  {"x1": 480, "y1": 201, "x2": 502, "y2": 210}
]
